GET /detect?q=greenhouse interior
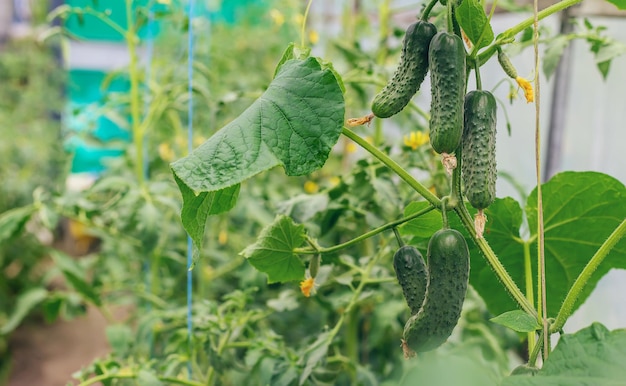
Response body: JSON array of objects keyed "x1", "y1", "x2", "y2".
[{"x1": 1, "y1": 0, "x2": 626, "y2": 385}]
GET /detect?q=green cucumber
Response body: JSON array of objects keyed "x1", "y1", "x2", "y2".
[
  {"x1": 402, "y1": 229, "x2": 470, "y2": 353},
  {"x1": 462, "y1": 90, "x2": 497, "y2": 211},
  {"x1": 393, "y1": 245, "x2": 428, "y2": 315},
  {"x1": 497, "y1": 49, "x2": 518, "y2": 79},
  {"x1": 428, "y1": 32, "x2": 466, "y2": 155},
  {"x1": 371, "y1": 21, "x2": 437, "y2": 118}
]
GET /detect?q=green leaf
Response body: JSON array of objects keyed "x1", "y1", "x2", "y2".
[
  {"x1": 490, "y1": 310, "x2": 540, "y2": 333},
  {"x1": 455, "y1": 0, "x2": 494, "y2": 50},
  {"x1": 543, "y1": 35, "x2": 570, "y2": 79},
  {"x1": 526, "y1": 171, "x2": 626, "y2": 315},
  {"x1": 0, "y1": 205, "x2": 36, "y2": 245},
  {"x1": 50, "y1": 250, "x2": 102, "y2": 307},
  {"x1": 399, "y1": 201, "x2": 442, "y2": 239},
  {"x1": 605, "y1": 0, "x2": 626, "y2": 10},
  {"x1": 502, "y1": 323, "x2": 626, "y2": 385},
  {"x1": 0, "y1": 288, "x2": 48, "y2": 335},
  {"x1": 171, "y1": 57, "x2": 345, "y2": 193},
  {"x1": 469, "y1": 172, "x2": 626, "y2": 318},
  {"x1": 175, "y1": 174, "x2": 240, "y2": 250},
  {"x1": 136, "y1": 369, "x2": 164, "y2": 386},
  {"x1": 106, "y1": 324, "x2": 133, "y2": 356},
  {"x1": 241, "y1": 215, "x2": 307, "y2": 283}
]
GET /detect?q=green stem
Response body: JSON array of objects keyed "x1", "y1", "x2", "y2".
[
  {"x1": 421, "y1": 0, "x2": 439, "y2": 20},
  {"x1": 294, "y1": 205, "x2": 436, "y2": 255},
  {"x1": 125, "y1": 0, "x2": 144, "y2": 187},
  {"x1": 446, "y1": 1, "x2": 454, "y2": 34},
  {"x1": 550, "y1": 218, "x2": 626, "y2": 333},
  {"x1": 301, "y1": 0, "x2": 314, "y2": 47},
  {"x1": 523, "y1": 242, "x2": 536, "y2": 353},
  {"x1": 475, "y1": 0, "x2": 583, "y2": 66},
  {"x1": 527, "y1": 329, "x2": 543, "y2": 367},
  {"x1": 499, "y1": 0, "x2": 583, "y2": 41},
  {"x1": 342, "y1": 127, "x2": 440, "y2": 207},
  {"x1": 454, "y1": 205, "x2": 537, "y2": 317},
  {"x1": 76, "y1": 373, "x2": 203, "y2": 386}
]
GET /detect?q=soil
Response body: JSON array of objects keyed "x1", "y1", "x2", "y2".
[{"x1": 8, "y1": 306, "x2": 110, "y2": 386}]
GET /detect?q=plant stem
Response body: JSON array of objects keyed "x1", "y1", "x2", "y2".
[
  {"x1": 76, "y1": 373, "x2": 204, "y2": 386},
  {"x1": 530, "y1": 0, "x2": 549, "y2": 360},
  {"x1": 455, "y1": 204, "x2": 537, "y2": 317},
  {"x1": 499, "y1": 0, "x2": 583, "y2": 41},
  {"x1": 125, "y1": 0, "x2": 144, "y2": 187},
  {"x1": 294, "y1": 205, "x2": 436, "y2": 255},
  {"x1": 342, "y1": 127, "x2": 440, "y2": 207},
  {"x1": 476, "y1": 0, "x2": 583, "y2": 65},
  {"x1": 523, "y1": 242, "x2": 536, "y2": 353},
  {"x1": 301, "y1": 0, "x2": 314, "y2": 47},
  {"x1": 527, "y1": 329, "x2": 543, "y2": 367},
  {"x1": 421, "y1": 0, "x2": 439, "y2": 20},
  {"x1": 551, "y1": 218, "x2": 626, "y2": 333}
]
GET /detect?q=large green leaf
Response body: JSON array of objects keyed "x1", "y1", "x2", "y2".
[
  {"x1": 171, "y1": 57, "x2": 345, "y2": 193},
  {"x1": 502, "y1": 323, "x2": 626, "y2": 385},
  {"x1": 526, "y1": 171, "x2": 626, "y2": 315},
  {"x1": 469, "y1": 171, "x2": 626, "y2": 317},
  {"x1": 455, "y1": 0, "x2": 494, "y2": 50},
  {"x1": 241, "y1": 215, "x2": 307, "y2": 283}
]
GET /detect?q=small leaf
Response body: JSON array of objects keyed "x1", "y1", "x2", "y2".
[
  {"x1": 50, "y1": 250, "x2": 102, "y2": 306},
  {"x1": 605, "y1": 0, "x2": 626, "y2": 10},
  {"x1": 106, "y1": 324, "x2": 134, "y2": 355},
  {"x1": 136, "y1": 369, "x2": 164, "y2": 386},
  {"x1": 241, "y1": 215, "x2": 307, "y2": 283},
  {"x1": 543, "y1": 35, "x2": 570, "y2": 79},
  {"x1": 490, "y1": 310, "x2": 540, "y2": 333},
  {"x1": 502, "y1": 323, "x2": 626, "y2": 385},
  {"x1": 171, "y1": 57, "x2": 345, "y2": 193},
  {"x1": 0, "y1": 288, "x2": 48, "y2": 335},
  {"x1": 456, "y1": 0, "x2": 494, "y2": 50},
  {"x1": 0, "y1": 205, "x2": 36, "y2": 245},
  {"x1": 299, "y1": 332, "x2": 331, "y2": 385},
  {"x1": 175, "y1": 174, "x2": 240, "y2": 250}
]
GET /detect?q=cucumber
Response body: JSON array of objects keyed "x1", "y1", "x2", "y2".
[
  {"x1": 497, "y1": 49, "x2": 518, "y2": 79},
  {"x1": 371, "y1": 21, "x2": 437, "y2": 118},
  {"x1": 402, "y1": 229, "x2": 470, "y2": 353},
  {"x1": 428, "y1": 32, "x2": 466, "y2": 155},
  {"x1": 393, "y1": 245, "x2": 428, "y2": 315},
  {"x1": 462, "y1": 90, "x2": 497, "y2": 211}
]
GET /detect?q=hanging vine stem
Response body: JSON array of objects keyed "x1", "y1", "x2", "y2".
[
  {"x1": 294, "y1": 205, "x2": 436, "y2": 255},
  {"x1": 300, "y1": 0, "x2": 315, "y2": 48},
  {"x1": 531, "y1": 0, "x2": 550, "y2": 361}
]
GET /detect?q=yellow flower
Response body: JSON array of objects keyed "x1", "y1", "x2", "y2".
[
  {"x1": 158, "y1": 143, "x2": 175, "y2": 162},
  {"x1": 270, "y1": 9, "x2": 285, "y2": 27},
  {"x1": 346, "y1": 142, "x2": 358, "y2": 154},
  {"x1": 403, "y1": 131, "x2": 429, "y2": 150},
  {"x1": 309, "y1": 30, "x2": 319, "y2": 45},
  {"x1": 328, "y1": 176, "x2": 340, "y2": 187},
  {"x1": 304, "y1": 180, "x2": 319, "y2": 194},
  {"x1": 300, "y1": 277, "x2": 316, "y2": 297},
  {"x1": 218, "y1": 230, "x2": 228, "y2": 245},
  {"x1": 293, "y1": 13, "x2": 304, "y2": 26},
  {"x1": 516, "y1": 76, "x2": 534, "y2": 103}
]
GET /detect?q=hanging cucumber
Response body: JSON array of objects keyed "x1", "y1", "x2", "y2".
[
  {"x1": 371, "y1": 20, "x2": 437, "y2": 118},
  {"x1": 402, "y1": 228, "x2": 470, "y2": 354},
  {"x1": 393, "y1": 245, "x2": 428, "y2": 315},
  {"x1": 428, "y1": 31, "x2": 466, "y2": 169},
  {"x1": 462, "y1": 90, "x2": 497, "y2": 238}
]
